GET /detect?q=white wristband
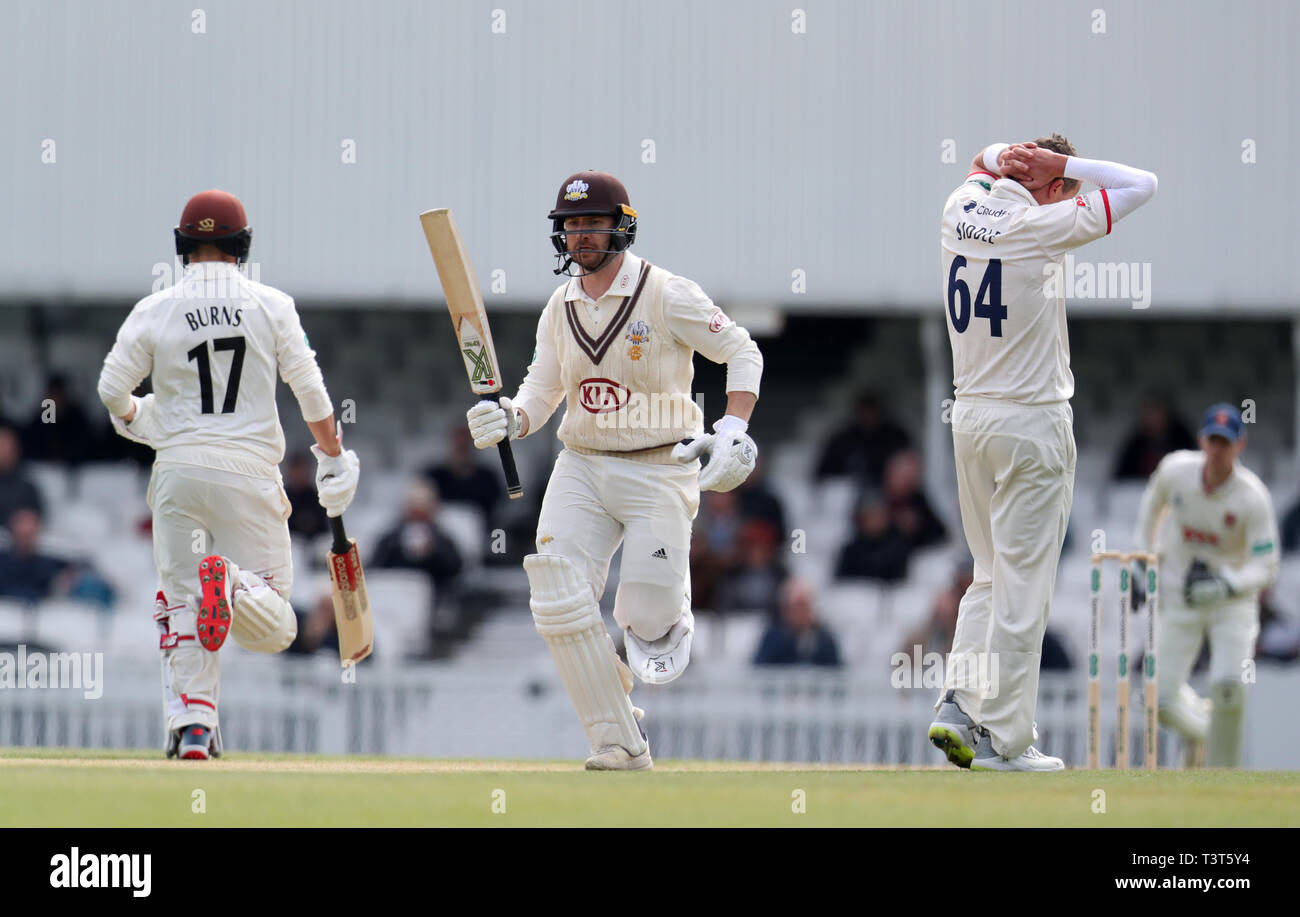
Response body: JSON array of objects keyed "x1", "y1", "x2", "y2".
[
  {"x1": 713, "y1": 415, "x2": 748, "y2": 437},
  {"x1": 982, "y1": 143, "x2": 1010, "y2": 175}
]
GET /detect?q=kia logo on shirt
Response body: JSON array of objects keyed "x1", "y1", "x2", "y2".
[{"x1": 578, "y1": 378, "x2": 630, "y2": 413}]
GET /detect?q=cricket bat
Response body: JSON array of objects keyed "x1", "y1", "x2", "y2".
[
  {"x1": 419, "y1": 207, "x2": 523, "y2": 499},
  {"x1": 328, "y1": 514, "x2": 373, "y2": 667}
]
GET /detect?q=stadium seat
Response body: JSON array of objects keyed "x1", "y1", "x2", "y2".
[
  {"x1": 0, "y1": 599, "x2": 33, "y2": 644},
  {"x1": 32, "y1": 600, "x2": 107, "y2": 653},
  {"x1": 363, "y1": 570, "x2": 435, "y2": 660}
]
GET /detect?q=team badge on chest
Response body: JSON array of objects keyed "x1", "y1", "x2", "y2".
[{"x1": 626, "y1": 320, "x2": 651, "y2": 360}]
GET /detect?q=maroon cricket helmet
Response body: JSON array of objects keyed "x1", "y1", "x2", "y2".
[
  {"x1": 174, "y1": 189, "x2": 253, "y2": 264},
  {"x1": 547, "y1": 171, "x2": 638, "y2": 275}
]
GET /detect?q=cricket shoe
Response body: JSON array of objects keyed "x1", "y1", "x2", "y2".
[
  {"x1": 624, "y1": 609, "x2": 694, "y2": 685},
  {"x1": 170, "y1": 724, "x2": 222, "y2": 760},
  {"x1": 585, "y1": 742, "x2": 653, "y2": 771},
  {"x1": 197, "y1": 555, "x2": 239, "y2": 651},
  {"x1": 970, "y1": 733, "x2": 1064, "y2": 772},
  {"x1": 585, "y1": 708, "x2": 652, "y2": 770},
  {"x1": 928, "y1": 689, "x2": 980, "y2": 768}
]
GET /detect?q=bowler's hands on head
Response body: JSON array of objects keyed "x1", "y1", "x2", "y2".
[{"x1": 1002, "y1": 142, "x2": 1068, "y2": 193}]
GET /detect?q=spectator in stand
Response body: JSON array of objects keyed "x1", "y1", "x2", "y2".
[
  {"x1": 814, "y1": 390, "x2": 912, "y2": 487},
  {"x1": 424, "y1": 424, "x2": 503, "y2": 530},
  {"x1": 900, "y1": 563, "x2": 973, "y2": 658},
  {"x1": 0, "y1": 425, "x2": 44, "y2": 529},
  {"x1": 371, "y1": 479, "x2": 464, "y2": 607},
  {"x1": 835, "y1": 491, "x2": 912, "y2": 583},
  {"x1": 287, "y1": 593, "x2": 341, "y2": 657},
  {"x1": 284, "y1": 451, "x2": 328, "y2": 540},
  {"x1": 689, "y1": 489, "x2": 743, "y2": 611},
  {"x1": 901, "y1": 561, "x2": 1070, "y2": 670},
  {"x1": 1113, "y1": 395, "x2": 1196, "y2": 481},
  {"x1": 882, "y1": 449, "x2": 947, "y2": 550},
  {"x1": 753, "y1": 578, "x2": 841, "y2": 667},
  {"x1": 734, "y1": 454, "x2": 787, "y2": 537},
  {"x1": 0, "y1": 509, "x2": 69, "y2": 601},
  {"x1": 0, "y1": 508, "x2": 116, "y2": 608},
  {"x1": 22, "y1": 374, "x2": 94, "y2": 468},
  {"x1": 716, "y1": 519, "x2": 789, "y2": 616},
  {"x1": 1279, "y1": 500, "x2": 1300, "y2": 554}
]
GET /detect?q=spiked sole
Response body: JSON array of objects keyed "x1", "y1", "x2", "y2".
[
  {"x1": 929, "y1": 724, "x2": 975, "y2": 769},
  {"x1": 197, "y1": 556, "x2": 233, "y2": 652}
]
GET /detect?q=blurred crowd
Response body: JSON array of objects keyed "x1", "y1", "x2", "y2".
[{"x1": 3, "y1": 376, "x2": 1298, "y2": 668}]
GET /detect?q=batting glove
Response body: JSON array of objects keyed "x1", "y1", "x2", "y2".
[
  {"x1": 672, "y1": 415, "x2": 757, "y2": 493},
  {"x1": 1183, "y1": 558, "x2": 1237, "y2": 606},
  {"x1": 466, "y1": 397, "x2": 518, "y2": 449},
  {"x1": 109, "y1": 394, "x2": 159, "y2": 447},
  {"x1": 312, "y1": 444, "x2": 360, "y2": 517}
]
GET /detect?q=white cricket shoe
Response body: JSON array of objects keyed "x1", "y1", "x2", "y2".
[
  {"x1": 970, "y1": 732, "x2": 1065, "y2": 772},
  {"x1": 928, "y1": 689, "x2": 979, "y2": 768},
  {"x1": 585, "y1": 744, "x2": 654, "y2": 771},
  {"x1": 624, "y1": 609, "x2": 694, "y2": 685}
]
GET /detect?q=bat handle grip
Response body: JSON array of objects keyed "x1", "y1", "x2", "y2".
[
  {"x1": 329, "y1": 514, "x2": 351, "y2": 555},
  {"x1": 488, "y1": 393, "x2": 524, "y2": 500}
]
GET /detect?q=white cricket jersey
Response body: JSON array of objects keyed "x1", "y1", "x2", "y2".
[
  {"x1": 1134, "y1": 450, "x2": 1279, "y2": 599},
  {"x1": 98, "y1": 262, "x2": 333, "y2": 479},
  {"x1": 513, "y1": 252, "x2": 762, "y2": 462},
  {"x1": 941, "y1": 172, "x2": 1114, "y2": 404}
]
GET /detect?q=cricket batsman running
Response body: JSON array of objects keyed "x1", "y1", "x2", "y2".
[
  {"x1": 1134, "y1": 403, "x2": 1278, "y2": 766},
  {"x1": 98, "y1": 190, "x2": 359, "y2": 759},
  {"x1": 929, "y1": 137, "x2": 1157, "y2": 771},
  {"x1": 466, "y1": 171, "x2": 763, "y2": 769}
]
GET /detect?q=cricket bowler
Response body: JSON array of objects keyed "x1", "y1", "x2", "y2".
[
  {"x1": 465, "y1": 171, "x2": 763, "y2": 769},
  {"x1": 97, "y1": 190, "x2": 360, "y2": 759},
  {"x1": 1134, "y1": 403, "x2": 1278, "y2": 766},
  {"x1": 929, "y1": 137, "x2": 1158, "y2": 770}
]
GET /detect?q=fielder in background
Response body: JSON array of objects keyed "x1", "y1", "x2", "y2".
[
  {"x1": 98, "y1": 190, "x2": 359, "y2": 759},
  {"x1": 930, "y1": 136, "x2": 1157, "y2": 771},
  {"x1": 1133, "y1": 403, "x2": 1278, "y2": 767},
  {"x1": 466, "y1": 171, "x2": 763, "y2": 770}
]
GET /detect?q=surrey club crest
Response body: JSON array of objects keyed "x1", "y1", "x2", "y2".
[{"x1": 626, "y1": 320, "x2": 650, "y2": 360}]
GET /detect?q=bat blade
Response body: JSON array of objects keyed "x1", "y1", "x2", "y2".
[
  {"x1": 327, "y1": 516, "x2": 372, "y2": 666},
  {"x1": 420, "y1": 208, "x2": 501, "y2": 396},
  {"x1": 420, "y1": 207, "x2": 523, "y2": 499}
]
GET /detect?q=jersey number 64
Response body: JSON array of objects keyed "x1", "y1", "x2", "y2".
[{"x1": 947, "y1": 257, "x2": 1006, "y2": 337}]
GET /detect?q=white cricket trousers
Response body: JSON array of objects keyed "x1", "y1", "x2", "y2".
[
  {"x1": 535, "y1": 449, "x2": 699, "y2": 641},
  {"x1": 941, "y1": 398, "x2": 1076, "y2": 758},
  {"x1": 1157, "y1": 597, "x2": 1258, "y2": 738},
  {"x1": 148, "y1": 461, "x2": 294, "y2": 729}
]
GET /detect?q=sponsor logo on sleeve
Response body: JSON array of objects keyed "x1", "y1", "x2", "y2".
[{"x1": 708, "y1": 310, "x2": 730, "y2": 333}]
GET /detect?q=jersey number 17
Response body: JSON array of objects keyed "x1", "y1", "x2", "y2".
[{"x1": 187, "y1": 336, "x2": 246, "y2": 414}]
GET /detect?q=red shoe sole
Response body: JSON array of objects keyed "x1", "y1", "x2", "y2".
[
  {"x1": 197, "y1": 555, "x2": 232, "y2": 651},
  {"x1": 180, "y1": 749, "x2": 210, "y2": 760}
]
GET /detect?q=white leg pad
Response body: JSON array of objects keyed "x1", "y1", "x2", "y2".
[
  {"x1": 525, "y1": 553, "x2": 647, "y2": 756},
  {"x1": 1207, "y1": 680, "x2": 1245, "y2": 767},
  {"x1": 155, "y1": 593, "x2": 220, "y2": 730},
  {"x1": 1158, "y1": 682, "x2": 1210, "y2": 742},
  {"x1": 230, "y1": 572, "x2": 298, "y2": 654}
]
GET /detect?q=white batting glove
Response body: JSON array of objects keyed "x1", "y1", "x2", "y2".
[
  {"x1": 672, "y1": 415, "x2": 757, "y2": 493},
  {"x1": 109, "y1": 394, "x2": 158, "y2": 447},
  {"x1": 312, "y1": 444, "x2": 360, "y2": 517},
  {"x1": 466, "y1": 397, "x2": 518, "y2": 449}
]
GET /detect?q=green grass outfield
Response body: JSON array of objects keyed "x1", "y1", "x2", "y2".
[{"x1": 2, "y1": 748, "x2": 1296, "y2": 827}]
